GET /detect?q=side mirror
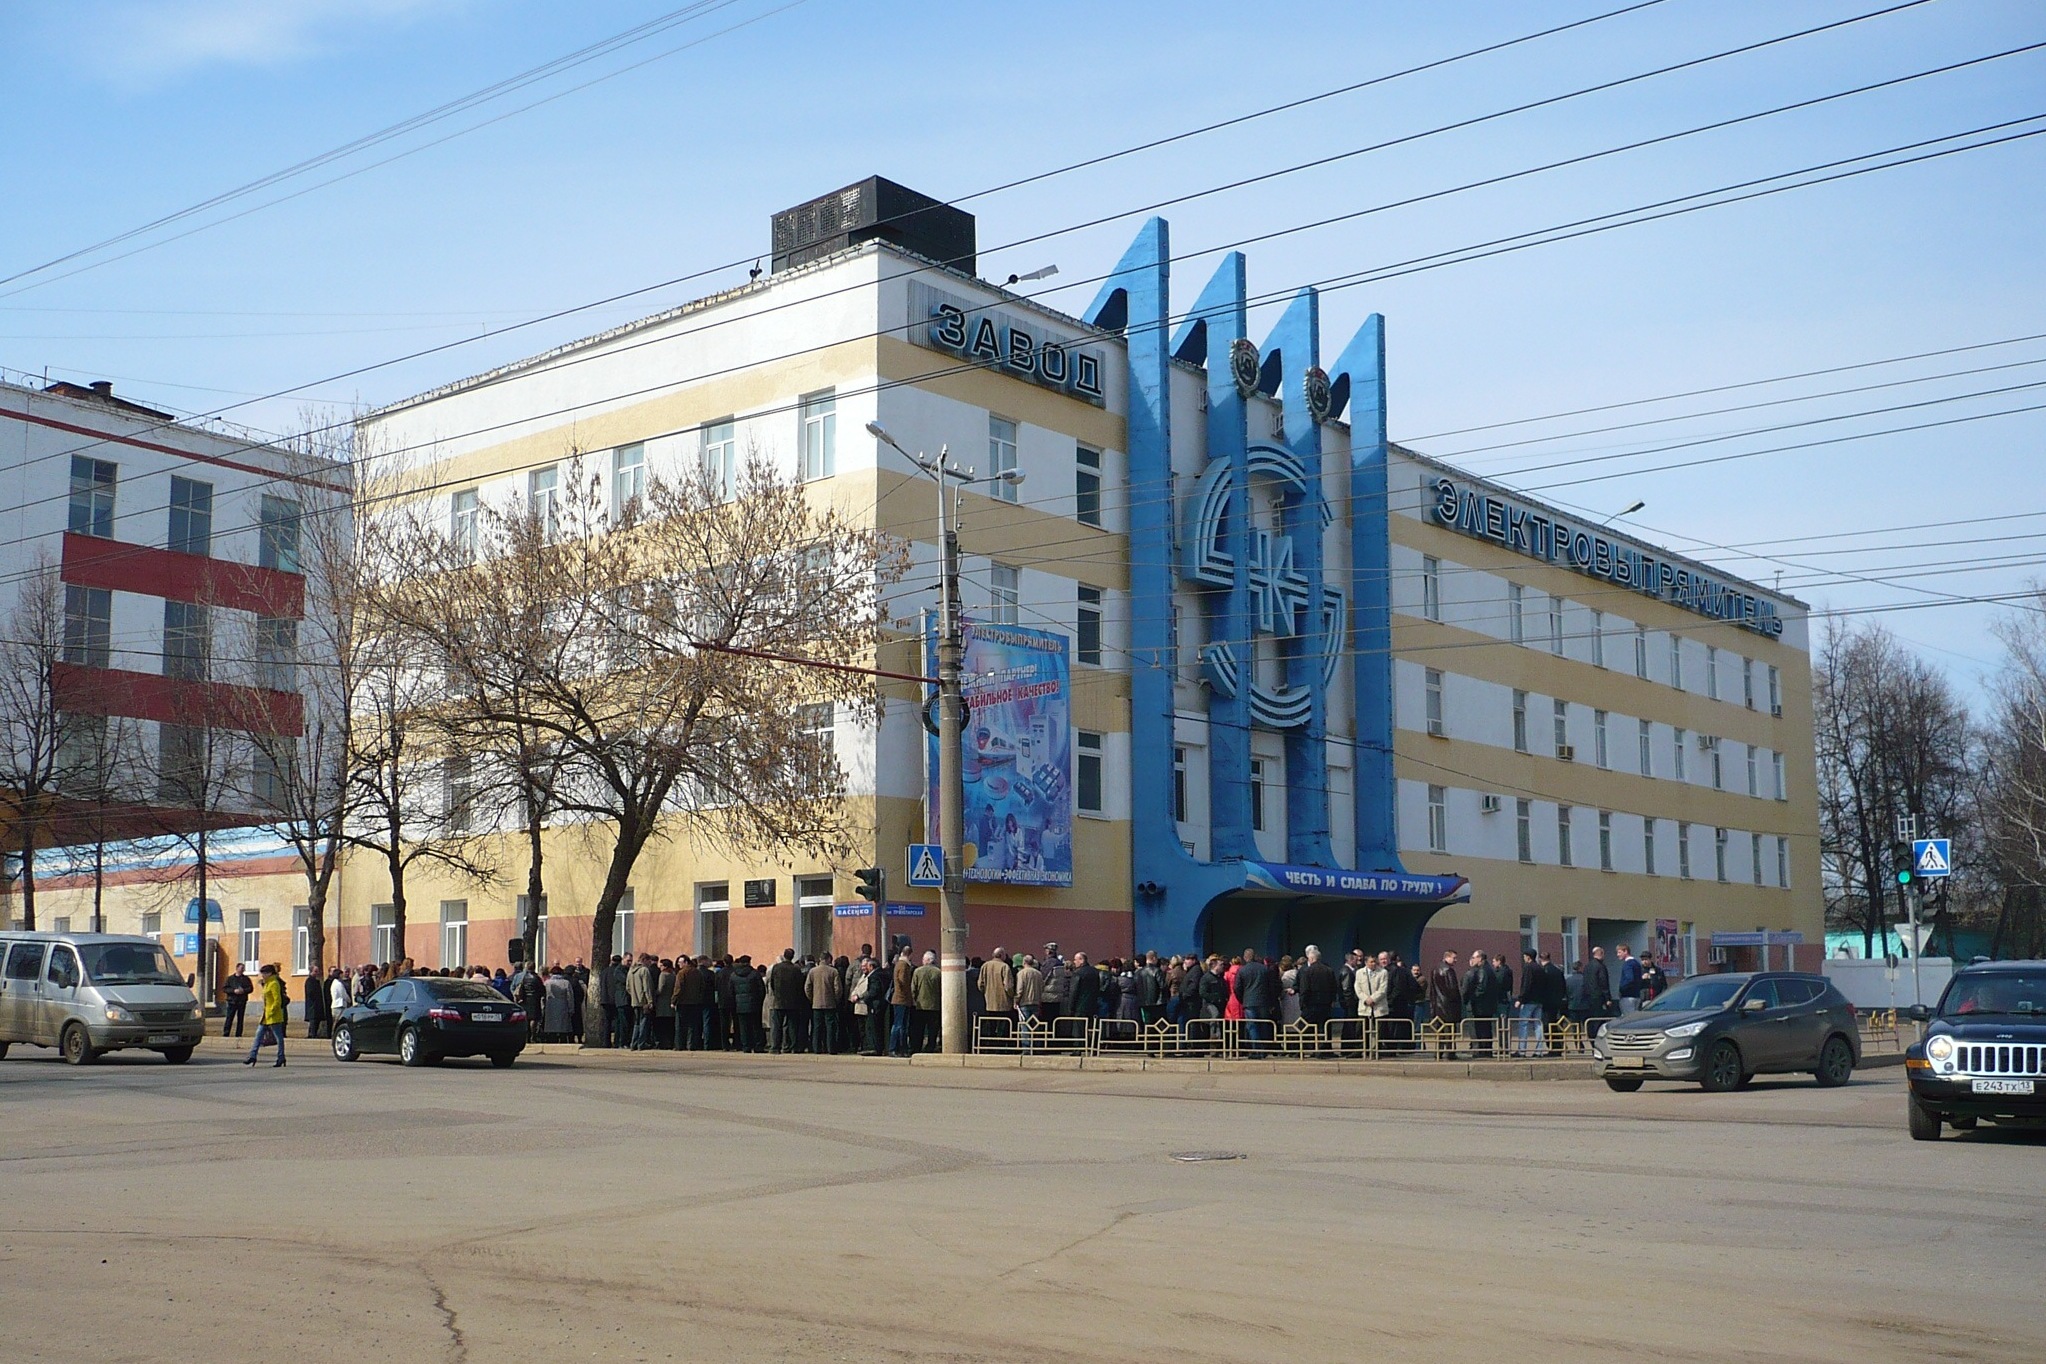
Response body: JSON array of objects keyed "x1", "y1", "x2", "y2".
[
  {"x1": 1741, "y1": 997, "x2": 1768, "y2": 1014},
  {"x1": 1905, "y1": 1004, "x2": 1932, "y2": 1023},
  {"x1": 185, "y1": 973, "x2": 196, "y2": 989}
]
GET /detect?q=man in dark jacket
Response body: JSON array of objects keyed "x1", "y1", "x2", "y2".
[
  {"x1": 673, "y1": 957, "x2": 706, "y2": 1050},
  {"x1": 727, "y1": 957, "x2": 764, "y2": 1052},
  {"x1": 1615, "y1": 944, "x2": 1644, "y2": 1014},
  {"x1": 222, "y1": 968, "x2": 252, "y2": 1037},
  {"x1": 1235, "y1": 949, "x2": 1278, "y2": 1056},
  {"x1": 1460, "y1": 950, "x2": 1499, "y2": 1057},
  {"x1": 1586, "y1": 946, "x2": 1615, "y2": 1017},
  {"x1": 1294, "y1": 946, "x2": 1340, "y2": 1055},
  {"x1": 1512, "y1": 950, "x2": 1545, "y2": 1056},
  {"x1": 1135, "y1": 953, "x2": 1166, "y2": 1027},
  {"x1": 1177, "y1": 956, "x2": 1206, "y2": 1027},
  {"x1": 1427, "y1": 951, "x2": 1462, "y2": 1059},
  {"x1": 1540, "y1": 952, "x2": 1568, "y2": 1031},
  {"x1": 302, "y1": 972, "x2": 329, "y2": 1040},
  {"x1": 766, "y1": 949, "x2": 806, "y2": 1054},
  {"x1": 1067, "y1": 952, "x2": 1102, "y2": 1022}
]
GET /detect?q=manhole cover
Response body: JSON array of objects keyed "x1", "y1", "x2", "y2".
[{"x1": 1169, "y1": 1150, "x2": 1246, "y2": 1163}]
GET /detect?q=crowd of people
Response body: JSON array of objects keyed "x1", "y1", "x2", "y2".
[{"x1": 279, "y1": 938, "x2": 1674, "y2": 1058}]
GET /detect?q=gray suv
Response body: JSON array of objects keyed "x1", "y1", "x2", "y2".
[{"x1": 1592, "y1": 971, "x2": 1860, "y2": 1093}]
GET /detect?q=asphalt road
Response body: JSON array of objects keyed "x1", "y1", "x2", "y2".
[{"x1": 2, "y1": 1036, "x2": 2040, "y2": 1364}]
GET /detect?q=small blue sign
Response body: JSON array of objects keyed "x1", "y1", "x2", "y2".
[
  {"x1": 906, "y1": 844, "x2": 944, "y2": 888},
  {"x1": 1913, "y1": 839, "x2": 1951, "y2": 878},
  {"x1": 183, "y1": 898, "x2": 223, "y2": 925},
  {"x1": 172, "y1": 933, "x2": 200, "y2": 956},
  {"x1": 833, "y1": 901, "x2": 928, "y2": 919}
]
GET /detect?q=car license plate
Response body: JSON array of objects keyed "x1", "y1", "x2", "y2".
[
  {"x1": 1611, "y1": 1056, "x2": 1645, "y2": 1069},
  {"x1": 1972, "y1": 1078, "x2": 2035, "y2": 1096},
  {"x1": 146, "y1": 1034, "x2": 182, "y2": 1045},
  {"x1": 472, "y1": 1012, "x2": 501, "y2": 1023}
]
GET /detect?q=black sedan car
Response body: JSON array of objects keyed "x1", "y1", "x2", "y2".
[
  {"x1": 1905, "y1": 960, "x2": 2046, "y2": 1140},
  {"x1": 333, "y1": 977, "x2": 526, "y2": 1067},
  {"x1": 1592, "y1": 971, "x2": 1860, "y2": 1092}
]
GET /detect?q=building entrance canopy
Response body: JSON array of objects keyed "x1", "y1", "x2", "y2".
[
  {"x1": 1195, "y1": 861, "x2": 1470, "y2": 961},
  {"x1": 1241, "y1": 861, "x2": 1468, "y2": 904}
]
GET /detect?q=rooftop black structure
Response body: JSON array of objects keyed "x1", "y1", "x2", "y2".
[{"x1": 770, "y1": 176, "x2": 974, "y2": 276}]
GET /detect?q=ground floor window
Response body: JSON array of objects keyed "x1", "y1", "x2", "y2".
[
  {"x1": 697, "y1": 883, "x2": 729, "y2": 959},
  {"x1": 615, "y1": 889, "x2": 635, "y2": 958},
  {"x1": 797, "y1": 876, "x2": 833, "y2": 958},
  {"x1": 240, "y1": 909, "x2": 261, "y2": 967},
  {"x1": 441, "y1": 900, "x2": 468, "y2": 971},
  {"x1": 371, "y1": 904, "x2": 396, "y2": 965},
  {"x1": 293, "y1": 905, "x2": 310, "y2": 975}
]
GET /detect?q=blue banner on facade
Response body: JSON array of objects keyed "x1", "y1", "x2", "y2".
[
  {"x1": 1243, "y1": 862, "x2": 1468, "y2": 903},
  {"x1": 928, "y1": 618, "x2": 1073, "y2": 887}
]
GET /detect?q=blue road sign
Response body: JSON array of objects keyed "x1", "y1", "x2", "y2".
[
  {"x1": 907, "y1": 844, "x2": 944, "y2": 888},
  {"x1": 1912, "y1": 839, "x2": 1951, "y2": 878}
]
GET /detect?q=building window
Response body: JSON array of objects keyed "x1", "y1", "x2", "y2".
[
  {"x1": 292, "y1": 905, "x2": 310, "y2": 975},
  {"x1": 1681, "y1": 923, "x2": 1699, "y2": 977},
  {"x1": 1594, "y1": 709, "x2": 1609, "y2": 769},
  {"x1": 163, "y1": 601, "x2": 209, "y2": 680},
  {"x1": 1520, "y1": 915, "x2": 1540, "y2": 956},
  {"x1": 1548, "y1": 598, "x2": 1563, "y2": 654},
  {"x1": 615, "y1": 888, "x2": 635, "y2": 958},
  {"x1": 441, "y1": 900, "x2": 468, "y2": 971},
  {"x1": 157, "y1": 723, "x2": 204, "y2": 804},
  {"x1": 1515, "y1": 799, "x2": 1532, "y2": 863},
  {"x1": 988, "y1": 563, "x2": 1019, "y2": 625},
  {"x1": 988, "y1": 415, "x2": 1018, "y2": 502},
  {"x1": 1743, "y1": 657, "x2": 1756, "y2": 709},
  {"x1": 1562, "y1": 916, "x2": 1582, "y2": 966},
  {"x1": 141, "y1": 910, "x2": 161, "y2": 937},
  {"x1": 1249, "y1": 758, "x2": 1267, "y2": 832},
  {"x1": 450, "y1": 488, "x2": 479, "y2": 558},
  {"x1": 1677, "y1": 823, "x2": 1693, "y2": 880},
  {"x1": 1075, "y1": 446, "x2": 1102, "y2": 527},
  {"x1": 613, "y1": 441, "x2": 646, "y2": 513},
  {"x1": 1170, "y1": 604, "x2": 1184, "y2": 680},
  {"x1": 1776, "y1": 835, "x2": 1790, "y2": 888},
  {"x1": 694, "y1": 884, "x2": 727, "y2": 958},
  {"x1": 252, "y1": 747, "x2": 287, "y2": 810},
  {"x1": 1672, "y1": 728, "x2": 1687, "y2": 782},
  {"x1": 1746, "y1": 746, "x2": 1759, "y2": 798},
  {"x1": 1709, "y1": 740, "x2": 1723, "y2": 791},
  {"x1": 1508, "y1": 583, "x2": 1525, "y2": 644},
  {"x1": 1714, "y1": 827, "x2": 1729, "y2": 883},
  {"x1": 1706, "y1": 645, "x2": 1719, "y2": 700},
  {"x1": 1638, "y1": 719, "x2": 1652, "y2": 777},
  {"x1": 1773, "y1": 751, "x2": 1787, "y2": 801},
  {"x1": 1751, "y1": 834, "x2": 1764, "y2": 887},
  {"x1": 1669, "y1": 634, "x2": 1684, "y2": 690},
  {"x1": 1634, "y1": 625, "x2": 1648, "y2": 679},
  {"x1": 1590, "y1": 610, "x2": 1605, "y2": 667},
  {"x1": 799, "y1": 389, "x2": 836, "y2": 481},
  {"x1": 69, "y1": 456, "x2": 118, "y2": 538},
  {"x1": 1767, "y1": 664, "x2": 1782, "y2": 714},
  {"x1": 1553, "y1": 699, "x2": 1569, "y2": 757},
  {"x1": 443, "y1": 754, "x2": 474, "y2": 833},
  {"x1": 371, "y1": 904, "x2": 397, "y2": 965},
  {"x1": 1598, "y1": 811, "x2": 1613, "y2": 871},
  {"x1": 528, "y1": 465, "x2": 560, "y2": 542},
  {"x1": 1512, "y1": 690, "x2": 1528, "y2": 753},
  {"x1": 63, "y1": 585, "x2": 112, "y2": 668},
  {"x1": 1426, "y1": 784, "x2": 1447, "y2": 853},
  {"x1": 1557, "y1": 806, "x2": 1574, "y2": 868},
  {"x1": 1424, "y1": 668, "x2": 1444, "y2": 736},
  {"x1": 259, "y1": 496, "x2": 301, "y2": 573},
  {"x1": 1644, "y1": 818, "x2": 1658, "y2": 876},
  {"x1": 797, "y1": 702, "x2": 835, "y2": 780},
  {"x1": 1421, "y1": 556, "x2": 1441, "y2": 622},
  {"x1": 1172, "y1": 747, "x2": 1188, "y2": 824},
  {"x1": 256, "y1": 616, "x2": 297, "y2": 692},
  {"x1": 1076, "y1": 585, "x2": 1102, "y2": 666},
  {"x1": 1077, "y1": 731, "x2": 1103, "y2": 814},
  {"x1": 700, "y1": 420, "x2": 736, "y2": 500},
  {"x1": 168, "y1": 477, "x2": 213, "y2": 556},
  {"x1": 239, "y1": 910, "x2": 261, "y2": 967}
]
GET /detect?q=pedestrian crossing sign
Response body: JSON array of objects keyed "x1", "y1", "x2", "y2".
[
  {"x1": 1912, "y1": 838, "x2": 1951, "y2": 878},
  {"x1": 907, "y1": 843, "x2": 945, "y2": 887}
]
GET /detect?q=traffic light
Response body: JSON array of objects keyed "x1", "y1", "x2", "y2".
[
  {"x1": 1892, "y1": 842, "x2": 1915, "y2": 889},
  {"x1": 854, "y1": 866, "x2": 885, "y2": 903}
]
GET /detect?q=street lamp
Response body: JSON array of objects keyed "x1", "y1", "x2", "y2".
[
  {"x1": 866, "y1": 421, "x2": 1022, "y2": 1054},
  {"x1": 1601, "y1": 499, "x2": 1646, "y2": 527}
]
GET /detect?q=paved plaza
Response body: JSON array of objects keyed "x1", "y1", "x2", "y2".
[{"x1": 2, "y1": 1038, "x2": 2040, "y2": 1364}]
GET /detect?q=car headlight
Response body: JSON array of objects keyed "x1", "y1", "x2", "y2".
[
  {"x1": 1926, "y1": 1035, "x2": 1955, "y2": 1063},
  {"x1": 104, "y1": 1005, "x2": 138, "y2": 1023},
  {"x1": 1663, "y1": 1020, "x2": 1709, "y2": 1039}
]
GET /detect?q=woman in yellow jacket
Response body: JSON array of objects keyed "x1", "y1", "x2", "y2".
[{"x1": 244, "y1": 964, "x2": 289, "y2": 1068}]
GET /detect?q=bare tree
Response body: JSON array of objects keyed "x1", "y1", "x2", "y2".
[
  {"x1": 381, "y1": 449, "x2": 904, "y2": 1042},
  {"x1": 1980, "y1": 587, "x2": 2046, "y2": 958},
  {"x1": 0, "y1": 556, "x2": 75, "y2": 928}
]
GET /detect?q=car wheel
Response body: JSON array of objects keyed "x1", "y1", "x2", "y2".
[
  {"x1": 1604, "y1": 1075, "x2": 1644, "y2": 1092},
  {"x1": 399, "y1": 1027, "x2": 429, "y2": 1067},
  {"x1": 1699, "y1": 1039, "x2": 1743, "y2": 1093},
  {"x1": 490, "y1": 1052, "x2": 517, "y2": 1069},
  {"x1": 160, "y1": 1046, "x2": 194, "y2": 1065},
  {"x1": 1813, "y1": 1035, "x2": 1854, "y2": 1087},
  {"x1": 0, "y1": 1041, "x2": 10, "y2": 1060},
  {"x1": 60, "y1": 1023, "x2": 99, "y2": 1066},
  {"x1": 1949, "y1": 1114, "x2": 1977, "y2": 1131},
  {"x1": 332, "y1": 1025, "x2": 360, "y2": 1062},
  {"x1": 1908, "y1": 1094, "x2": 1942, "y2": 1141}
]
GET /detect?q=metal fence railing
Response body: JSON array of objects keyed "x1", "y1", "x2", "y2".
[{"x1": 971, "y1": 1012, "x2": 1622, "y2": 1061}]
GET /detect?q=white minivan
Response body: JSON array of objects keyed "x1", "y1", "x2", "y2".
[{"x1": 0, "y1": 932, "x2": 206, "y2": 1064}]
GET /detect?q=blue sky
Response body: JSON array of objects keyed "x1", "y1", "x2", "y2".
[{"x1": 3, "y1": 0, "x2": 2042, "y2": 692}]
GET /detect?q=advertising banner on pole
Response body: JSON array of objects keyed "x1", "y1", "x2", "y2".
[{"x1": 928, "y1": 618, "x2": 1073, "y2": 886}]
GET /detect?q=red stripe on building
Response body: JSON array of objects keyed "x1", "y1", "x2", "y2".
[
  {"x1": 3, "y1": 406, "x2": 350, "y2": 493},
  {"x1": 54, "y1": 663, "x2": 304, "y2": 736},
  {"x1": 61, "y1": 532, "x2": 305, "y2": 618}
]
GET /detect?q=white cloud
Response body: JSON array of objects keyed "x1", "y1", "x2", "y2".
[{"x1": 86, "y1": 0, "x2": 458, "y2": 82}]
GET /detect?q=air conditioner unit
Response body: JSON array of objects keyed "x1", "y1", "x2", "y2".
[
  {"x1": 1426, "y1": 719, "x2": 1445, "y2": 738},
  {"x1": 1771, "y1": 703, "x2": 1783, "y2": 718},
  {"x1": 1557, "y1": 744, "x2": 1576, "y2": 762},
  {"x1": 1708, "y1": 947, "x2": 1731, "y2": 966},
  {"x1": 1480, "y1": 794, "x2": 1504, "y2": 814},
  {"x1": 1697, "y1": 734, "x2": 1719, "y2": 751}
]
